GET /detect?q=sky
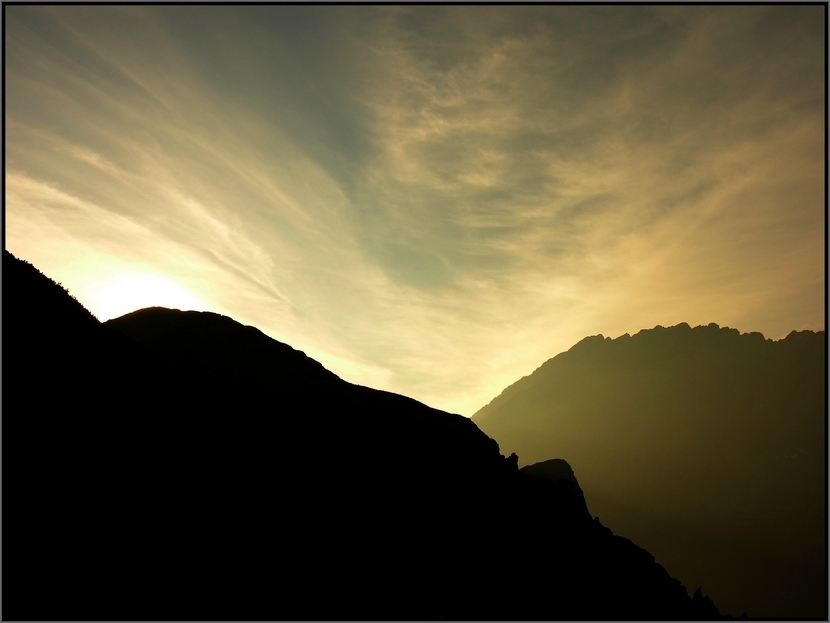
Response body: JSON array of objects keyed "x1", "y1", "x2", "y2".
[{"x1": 5, "y1": 6, "x2": 825, "y2": 416}]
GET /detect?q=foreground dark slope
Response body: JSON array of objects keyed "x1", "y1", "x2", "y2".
[
  {"x1": 5, "y1": 250, "x2": 722, "y2": 620},
  {"x1": 474, "y1": 324, "x2": 827, "y2": 619}
]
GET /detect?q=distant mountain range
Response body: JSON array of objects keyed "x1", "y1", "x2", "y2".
[
  {"x1": 3, "y1": 250, "x2": 728, "y2": 620},
  {"x1": 474, "y1": 323, "x2": 826, "y2": 618}
]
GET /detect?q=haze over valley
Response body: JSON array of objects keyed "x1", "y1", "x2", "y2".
[{"x1": 474, "y1": 324, "x2": 826, "y2": 618}]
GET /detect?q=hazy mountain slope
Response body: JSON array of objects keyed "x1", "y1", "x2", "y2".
[
  {"x1": 474, "y1": 323, "x2": 826, "y2": 618},
  {"x1": 4, "y1": 251, "x2": 723, "y2": 620}
]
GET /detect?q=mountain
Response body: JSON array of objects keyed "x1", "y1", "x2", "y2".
[
  {"x1": 521, "y1": 457, "x2": 585, "y2": 492},
  {"x1": 474, "y1": 323, "x2": 827, "y2": 619},
  {"x1": 4, "y1": 250, "x2": 725, "y2": 620}
]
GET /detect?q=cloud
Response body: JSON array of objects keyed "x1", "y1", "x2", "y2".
[{"x1": 5, "y1": 6, "x2": 824, "y2": 415}]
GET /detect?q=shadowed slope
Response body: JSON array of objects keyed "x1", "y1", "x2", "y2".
[
  {"x1": 474, "y1": 323, "x2": 826, "y2": 618},
  {"x1": 4, "y1": 251, "x2": 723, "y2": 620}
]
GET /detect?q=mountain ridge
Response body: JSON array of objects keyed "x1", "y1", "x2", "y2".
[
  {"x1": 475, "y1": 323, "x2": 822, "y2": 422},
  {"x1": 4, "y1": 249, "x2": 730, "y2": 620}
]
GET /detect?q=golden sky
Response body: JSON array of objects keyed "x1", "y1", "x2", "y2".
[{"x1": 5, "y1": 6, "x2": 825, "y2": 415}]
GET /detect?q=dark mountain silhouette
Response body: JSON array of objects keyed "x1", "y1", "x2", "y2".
[
  {"x1": 474, "y1": 324, "x2": 827, "y2": 619},
  {"x1": 4, "y1": 250, "x2": 727, "y2": 620}
]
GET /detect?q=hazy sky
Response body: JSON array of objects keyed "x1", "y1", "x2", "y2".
[{"x1": 6, "y1": 6, "x2": 825, "y2": 415}]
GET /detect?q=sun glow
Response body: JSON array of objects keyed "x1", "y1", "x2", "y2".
[{"x1": 86, "y1": 271, "x2": 210, "y2": 321}]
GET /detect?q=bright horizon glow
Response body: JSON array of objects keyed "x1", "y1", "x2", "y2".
[{"x1": 85, "y1": 272, "x2": 210, "y2": 321}]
